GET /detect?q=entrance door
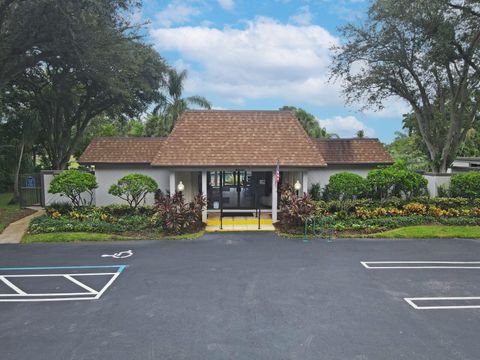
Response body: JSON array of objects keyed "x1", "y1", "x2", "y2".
[{"x1": 207, "y1": 170, "x2": 269, "y2": 209}]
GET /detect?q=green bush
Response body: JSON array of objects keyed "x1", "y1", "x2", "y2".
[
  {"x1": 48, "y1": 170, "x2": 97, "y2": 207},
  {"x1": 29, "y1": 213, "x2": 152, "y2": 234},
  {"x1": 309, "y1": 183, "x2": 322, "y2": 201},
  {"x1": 412, "y1": 196, "x2": 471, "y2": 209},
  {"x1": 100, "y1": 204, "x2": 156, "y2": 217},
  {"x1": 108, "y1": 174, "x2": 158, "y2": 209},
  {"x1": 324, "y1": 172, "x2": 367, "y2": 200},
  {"x1": 450, "y1": 172, "x2": 480, "y2": 199},
  {"x1": 366, "y1": 162, "x2": 427, "y2": 201}
]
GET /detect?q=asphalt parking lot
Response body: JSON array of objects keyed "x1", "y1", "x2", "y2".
[{"x1": 1, "y1": 232, "x2": 480, "y2": 360}]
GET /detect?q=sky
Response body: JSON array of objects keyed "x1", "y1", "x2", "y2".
[{"x1": 138, "y1": 0, "x2": 410, "y2": 142}]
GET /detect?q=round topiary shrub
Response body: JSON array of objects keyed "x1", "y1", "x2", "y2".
[
  {"x1": 450, "y1": 172, "x2": 480, "y2": 199},
  {"x1": 48, "y1": 170, "x2": 98, "y2": 208},
  {"x1": 324, "y1": 172, "x2": 367, "y2": 200},
  {"x1": 108, "y1": 173, "x2": 158, "y2": 209}
]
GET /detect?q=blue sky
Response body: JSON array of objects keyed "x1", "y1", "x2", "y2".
[{"x1": 138, "y1": 0, "x2": 408, "y2": 142}]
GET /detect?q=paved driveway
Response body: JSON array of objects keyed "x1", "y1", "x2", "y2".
[{"x1": 1, "y1": 233, "x2": 480, "y2": 359}]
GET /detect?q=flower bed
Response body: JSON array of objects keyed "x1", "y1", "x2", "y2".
[{"x1": 30, "y1": 193, "x2": 207, "y2": 237}]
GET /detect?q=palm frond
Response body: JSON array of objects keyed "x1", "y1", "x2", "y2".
[{"x1": 185, "y1": 95, "x2": 211, "y2": 109}]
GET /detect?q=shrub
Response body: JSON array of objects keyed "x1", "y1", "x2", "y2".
[
  {"x1": 366, "y1": 163, "x2": 427, "y2": 201},
  {"x1": 450, "y1": 172, "x2": 480, "y2": 199},
  {"x1": 108, "y1": 174, "x2": 158, "y2": 209},
  {"x1": 324, "y1": 172, "x2": 367, "y2": 200},
  {"x1": 48, "y1": 170, "x2": 97, "y2": 207},
  {"x1": 279, "y1": 186, "x2": 316, "y2": 229},
  {"x1": 309, "y1": 183, "x2": 322, "y2": 201},
  {"x1": 152, "y1": 191, "x2": 206, "y2": 235}
]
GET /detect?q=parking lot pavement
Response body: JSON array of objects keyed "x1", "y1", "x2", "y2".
[{"x1": 1, "y1": 233, "x2": 480, "y2": 360}]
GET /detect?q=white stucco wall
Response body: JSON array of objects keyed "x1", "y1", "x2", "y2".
[
  {"x1": 308, "y1": 165, "x2": 377, "y2": 190},
  {"x1": 94, "y1": 164, "x2": 169, "y2": 206},
  {"x1": 423, "y1": 173, "x2": 452, "y2": 197}
]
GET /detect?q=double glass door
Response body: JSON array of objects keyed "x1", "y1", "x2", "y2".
[{"x1": 207, "y1": 170, "x2": 267, "y2": 209}]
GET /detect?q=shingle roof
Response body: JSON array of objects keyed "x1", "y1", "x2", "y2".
[
  {"x1": 79, "y1": 137, "x2": 165, "y2": 164},
  {"x1": 78, "y1": 112, "x2": 393, "y2": 167},
  {"x1": 151, "y1": 110, "x2": 327, "y2": 167},
  {"x1": 313, "y1": 138, "x2": 393, "y2": 164}
]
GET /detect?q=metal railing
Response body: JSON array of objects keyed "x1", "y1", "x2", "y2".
[{"x1": 304, "y1": 217, "x2": 334, "y2": 241}]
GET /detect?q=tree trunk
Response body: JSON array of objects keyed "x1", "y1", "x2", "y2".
[{"x1": 13, "y1": 141, "x2": 24, "y2": 202}]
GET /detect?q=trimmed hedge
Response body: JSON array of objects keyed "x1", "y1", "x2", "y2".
[{"x1": 450, "y1": 172, "x2": 480, "y2": 199}]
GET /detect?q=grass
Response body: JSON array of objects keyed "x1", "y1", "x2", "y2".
[
  {"x1": 371, "y1": 225, "x2": 480, "y2": 238},
  {"x1": 0, "y1": 192, "x2": 35, "y2": 234},
  {"x1": 22, "y1": 230, "x2": 206, "y2": 243}
]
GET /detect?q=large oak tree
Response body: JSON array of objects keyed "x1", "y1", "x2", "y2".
[{"x1": 331, "y1": 0, "x2": 480, "y2": 173}]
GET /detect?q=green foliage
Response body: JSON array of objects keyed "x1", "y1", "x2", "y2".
[
  {"x1": 151, "y1": 68, "x2": 211, "y2": 135},
  {"x1": 385, "y1": 130, "x2": 429, "y2": 171},
  {"x1": 324, "y1": 172, "x2": 367, "y2": 200},
  {"x1": 108, "y1": 174, "x2": 158, "y2": 209},
  {"x1": 48, "y1": 171, "x2": 98, "y2": 207},
  {"x1": 280, "y1": 106, "x2": 333, "y2": 138},
  {"x1": 309, "y1": 183, "x2": 322, "y2": 201},
  {"x1": 152, "y1": 191, "x2": 207, "y2": 235},
  {"x1": 100, "y1": 204, "x2": 156, "y2": 217},
  {"x1": 331, "y1": 1, "x2": 480, "y2": 173},
  {"x1": 450, "y1": 172, "x2": 480, "y2": 199},
  {"x1": 366, "y1": 162, "x2": 427, "y2": 201}
]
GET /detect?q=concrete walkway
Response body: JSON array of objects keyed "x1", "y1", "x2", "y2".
[{"x1": 0, "y1": 209, "x2": 45, "y2": 244}]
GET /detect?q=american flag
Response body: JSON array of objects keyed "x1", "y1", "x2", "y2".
[{"x1": 275, "y1": 160, "x2": 280, "y2": 185}]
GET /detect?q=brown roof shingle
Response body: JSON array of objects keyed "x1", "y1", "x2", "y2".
[
  {"x1": 314, "y1": 138, "x2": 393, "y2": 164},
  {"x1": 79, "y1": 137, "x2": 165, "y2": 164},
  {"x1": 151, "y1": 110, "x2": 327, "y2": 167}
]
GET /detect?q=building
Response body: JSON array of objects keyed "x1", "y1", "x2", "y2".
[{"x1": 79, "y1": 110, "x2": 392, "y2": 224}]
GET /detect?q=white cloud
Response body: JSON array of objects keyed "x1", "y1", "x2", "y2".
[
  {"x1": 318, "y1": 115, "x2": 375, "y2": 138},
  {"x1": 150, "y1": 16, "x2": 342, "y2": 107},
  {"x1": 362, "y1": 97, "x2": 410, "y2": 118},
  {"x1": 155, "y1": 0, "x2": 203, "y2": 27},
  {"x1": 218, "y1": 0, "x2": 234, "y2": 11},
  {"x1": 289, "y1": 6, "x2": 313, "y2": 26}
]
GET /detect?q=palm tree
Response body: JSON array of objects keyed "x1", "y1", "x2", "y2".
[{"x1": 153, "y1": 68, "x2": 211, "y2": 134}]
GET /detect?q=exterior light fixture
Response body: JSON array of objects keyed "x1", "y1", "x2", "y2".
[
  {"x1": 294, "y1": 180, "x2": 301, "y2": 196},
  {"x1": 177, "y1": 181, "x2": 185, "y2": 193}
]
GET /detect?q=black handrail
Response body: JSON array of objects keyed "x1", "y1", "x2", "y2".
[{"x1": 220, "y1": 171, "x2": 223, "y2": 230}]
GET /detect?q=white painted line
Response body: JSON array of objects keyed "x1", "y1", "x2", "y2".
[
  {"x1": 0, "y1": 297, "x2": 98, "y2": 302},
  {"x1": 63, "y1": 275, "x2": 98, "y2": 294},
  {"x1": 0, "y1": 265, "x2": 125, "y2": 302},
  {"x1": 0, "y1": 292, "x2": 94, "y2": 297},
  {"x1": 1, "y1": 272, "x2": 117, "y2": 278},
  {"x1": 94, "y1": 272, "x2": 120, "y2": 300},
  {"x1": 0, "y1": 276, "x2": 26, "y2": 295},
  {"x1": 361, "y1": 261, "x2": 480, "y2": 269},
  {"x1": 405, "y1": 297, "x2": 480, "y2": 310}
]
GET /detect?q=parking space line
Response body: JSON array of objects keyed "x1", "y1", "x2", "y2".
[
  {"x1": 0, "y1": 265, "x2": 126, "y2": 302},
  {"x1": 64, "y1": 275, "x2": 98, "y2": 294},
  {"x1": 361, "y1": 261, "x2": 480, "y2": 269},
  {"x1": 0, "y1": 276, "x2": 26, "y2": 295},
  {"x1": 405, "y1": 297, "x2": 480, "y2": 310},
  {"x1": 361, "y1": 260, "x2": 480, "y2": 310}
]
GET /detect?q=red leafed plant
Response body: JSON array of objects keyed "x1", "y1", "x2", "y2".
[
  {"x1": 153, "y1": 191, "x2": 207, "y2": 235},
  {"x1": 279, "y1": 185, "x2": 315, "y2": 230}
]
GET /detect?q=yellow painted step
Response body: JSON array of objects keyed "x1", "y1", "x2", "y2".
[{"x1": 207, "y1": 219, "x2": 272, "y2": 226}]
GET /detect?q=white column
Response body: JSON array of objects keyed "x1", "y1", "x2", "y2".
[
  {"x1": 302, "y1": 171, "x2": 309, "y2": 195},
  {"x1": 272, "y1": 171, "x2": 278, "y2": 222},
  {"x1": 169, "y1": 171, "x2": 175, "y2": 197},
  {"x1": 201, "y1": 170, "x2": 207, "y2": 223}
]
